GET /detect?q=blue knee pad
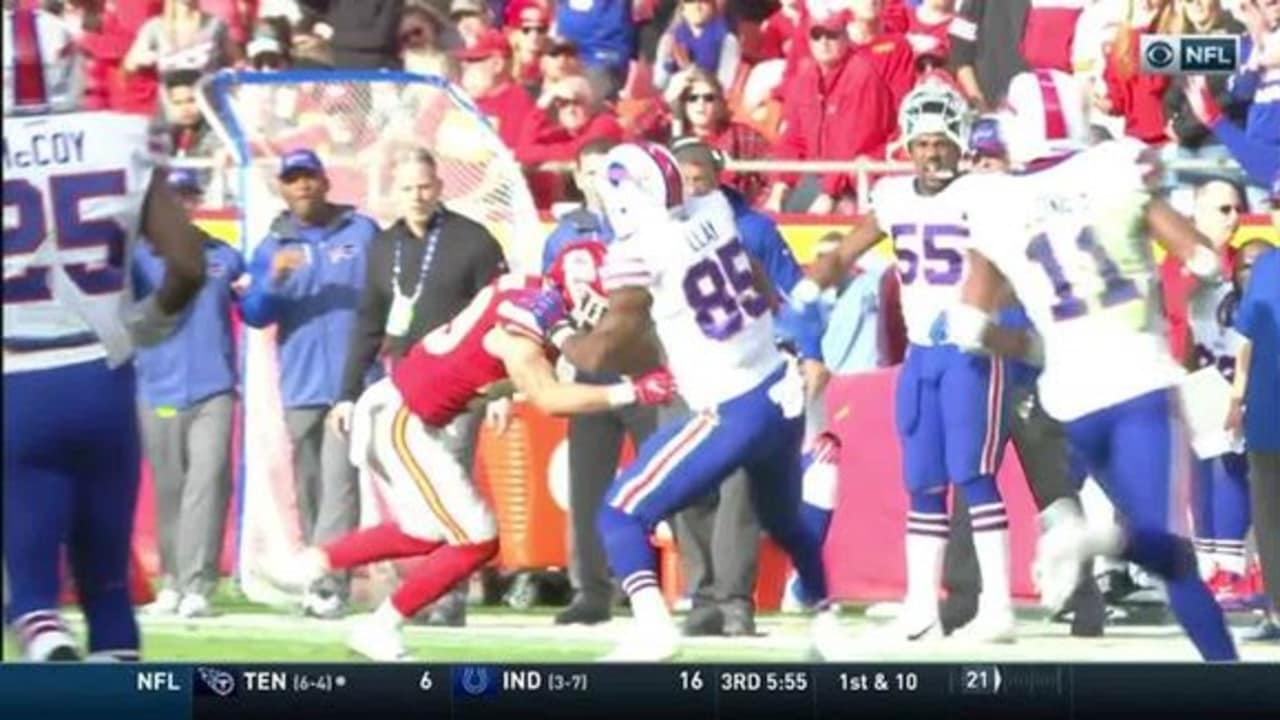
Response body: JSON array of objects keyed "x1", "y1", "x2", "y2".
[
  {"x1": 909, "y1": 487, "x2": 948, "y2": 515},
  {"x1": 958, "y1": 475, "x2": 1002, "y2": 507}
]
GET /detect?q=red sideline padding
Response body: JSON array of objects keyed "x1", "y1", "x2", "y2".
[{"x1": 823, "y1": 367, "x2": 1042, "y2": 601}]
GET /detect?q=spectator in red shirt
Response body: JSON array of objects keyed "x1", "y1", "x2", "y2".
[
  {"x1": 457, "y1": 29, "x2": 538, "y2": 151},
  {"x1": 1101, "y1": 0, "x2": 1177, "y2": 144},
  {"x1": 507, "y1": 0, "x2": 550, "y2": 94},
  {"x1": 846, "y1": 0, "x2": 918, "y2": 111},
  {"x1": 201, "y1": 0, "x2": 255, "y2": 45},
  {"x1": 758, "y1": 0, "x2": 807, "y2": 61},
  {"x1": 906, "y1": 0, "x2": 954, "y2": 63},
  {"x1": 1019, "y1": 0, "x2": 1086, "y2": 72},
  {"x1": 763, "y1": 11, "x2": 897, "y2": 215},
  {"x1": 78, "y1": 0, "x2": 163, "y2": 113},
  {"x1": 665, "y1": 67, "x2": 773, "y2": 205},
  {"x1": 517, "y1": 74, "x2": 626, "y2": 165}
]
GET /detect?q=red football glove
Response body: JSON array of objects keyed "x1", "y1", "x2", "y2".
[{"x1": 631, "y1": 368, "x2": 677, "y2": 406}]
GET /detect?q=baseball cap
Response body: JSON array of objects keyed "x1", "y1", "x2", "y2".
[
  {"x1": 507, "y1": 0, "x2": 550, "y2": 28},
  {"x1": 278, "y1": 149, "x2": 325, "y2": 178},
  {"x1": 810, "y1": 10, "x2": 852, "y2": 33},
  {"x1": 450, "y1": 0, "x2": 486, "y2": 17},
  {"x1": 167, "y1": 167, "x2": 202, "y2": 193},
  {"x1": 546, "y1": 34, "x2": 579, "y2": 56},
  {"x1": 454, "y1": 29, "x2": 512, "y2": 61},
  {"x1": 247, "y1": 36, "x2": 283, "y2": 59}
]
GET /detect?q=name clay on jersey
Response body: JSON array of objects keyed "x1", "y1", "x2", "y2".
[
  {"x1": 870, "y1": 174, "x2": 971, "y2": 347},
  {"x1": 3, "y1": 111, "x2": 159, "y2": 374},
  {"x1": 960, "y1": 140, "x2": 1183, "y2": 421},
  {"x1": 602, "y1": 191, "x2": 781, "y2": 409}
]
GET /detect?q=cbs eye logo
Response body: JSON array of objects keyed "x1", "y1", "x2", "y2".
[{"x1": 1144, "y1": 40, "x2": 1177, "y2": 70}]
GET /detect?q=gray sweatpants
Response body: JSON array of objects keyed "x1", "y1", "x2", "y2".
[
  {"x1": 566, "y1": 404, "x2": 657, "y2": 605},
  {"x1": 1248, "y1": 451, "x2": 1280, "y2": 611},
  {"x1": 285, "y1": 406, "x2": 358, "y2": 597},
  {"x1": 674, "y1": 469, "x2": 761, "y2": 611},
  {"x1": 138, "y1": 393, "x2": 235, "y2": 597}
]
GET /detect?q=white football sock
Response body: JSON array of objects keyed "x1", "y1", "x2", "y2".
[
  {"x1": 374, "y1": 599, "x2": 406, "y2": 628},
  {"x1": 628, "y1": 586, "x2": 674, "y2": 630},
  {"x1": 903, "y1": 532, "x2": 946, "y2": 617},
  {"x1": 1216, "y1": 542, "x2": 1247, "y2": 575},
  {"x1": 974, "y1": 527, "x2": 1013, "y2": 616}
]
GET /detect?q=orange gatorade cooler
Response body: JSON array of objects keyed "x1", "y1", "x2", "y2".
[{"x1": 478, "y1": 402, "x2": 570, "y2": 570}]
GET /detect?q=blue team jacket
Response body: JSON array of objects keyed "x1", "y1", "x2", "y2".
[
  {"x1": 133, "y1": 238, "x2": 245, "y2": 410},
  {"x1": 239, "y1": 206, "x2": 380, "y2": 409},
  {"x1": 1238, "y1": 247, "x2": 1280, "y2": 451},
  {"x1": 553, "y1": 0, "x2": 635, "y2": 73}
]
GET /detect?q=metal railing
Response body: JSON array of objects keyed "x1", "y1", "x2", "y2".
[{"x1": 169, "y1": 154, "x2": 1252, "y2": 214}]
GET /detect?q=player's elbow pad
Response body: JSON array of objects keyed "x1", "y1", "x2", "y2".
[
  {"x1": 948, "y1": 304, "x2": 991, "y2": 352},
  {"x1": 123, "y1": 294, "x2": 186, "y2": 348}
]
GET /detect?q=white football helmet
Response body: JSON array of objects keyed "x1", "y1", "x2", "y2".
[
  {"x1": 997, "y1": 69, "x2": 1091, "y2": 165},
  {"x1": 899, "y1": 78, "x2": 972, "y2": 151},
  {"x1": 593, "y1": 142, "x2": 686, "y2": 240},
  {"x1": 3, "y1": 8, "x2": 84, "y2": 116}
]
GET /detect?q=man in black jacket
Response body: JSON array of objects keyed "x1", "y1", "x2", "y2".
[
  {"x1": 299, "y1": 0, "x2": 405, "y2": 69},
  {"x1": 330, "y1": 148, "x2": 507, "y2": 624}
]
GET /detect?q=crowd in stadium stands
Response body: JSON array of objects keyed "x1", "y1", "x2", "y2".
[
  {"x1": 22, "y1": 0, "x2": 1278, "y2": 633},
  {"x1": 29, "y1": 0, "x2": 1279, "y2": 211}
]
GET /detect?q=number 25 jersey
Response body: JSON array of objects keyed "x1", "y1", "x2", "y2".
[
  {"x1": 960, "y1": 140, "x2": 1183, "y2": 421},
  {"x1": 600, "y1": 191, "x2": 780, "y2": 410},
  {"x1": 3, "y1": 111, "x2": 158, "y2": 374}
]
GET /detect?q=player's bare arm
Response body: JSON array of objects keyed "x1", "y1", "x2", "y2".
[
  {"x1": 141, "y1": 168, "x2": 207, "y2": 313},
  {"x1": 954, "y1": 249, "x2": 1035, "y2": 361},
  {"x1": 560, "y1": 286, "x2": 660, "y2": 374},
  {"x1": 493, "y1": 328, "x2": 673, "y2": 415},
  {"x1": 809, "y1": 213, "x2": 882, "y2": 289},
  {"x1": 1145, "y1": 199, "x2": 1221, "y2": 282}
]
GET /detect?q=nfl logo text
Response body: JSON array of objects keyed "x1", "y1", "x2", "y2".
[{"x1": 1139, "y1": 35, "x2": 1240, "y2": 74}]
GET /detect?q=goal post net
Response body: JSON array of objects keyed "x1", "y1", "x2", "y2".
[{"x1": 197, "y1": 69, "x2": 542, "y2": 605}]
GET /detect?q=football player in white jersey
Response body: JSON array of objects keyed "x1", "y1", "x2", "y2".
[
  {"x1": 810, "y1": 79, "x2": 1018, "y2": 643},
  {"x1": 952, "y1": 69, "x2": 1237, "y2": 661},
  {"x1": 556, "y1": 142, "x2": 842, "y2": 661},
  {"x1": 3, "y1": 7, "x2": 207, "y2": 661}
]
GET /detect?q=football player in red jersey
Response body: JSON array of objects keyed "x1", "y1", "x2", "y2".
[{"x1": 265, "y1": 268, "x2": 675, "y2": 660}]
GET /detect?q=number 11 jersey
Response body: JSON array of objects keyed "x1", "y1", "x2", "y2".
[
  {"x1": 960, "y1": 140, "x2": 1182, "y2": 421},
  {"x1": 3, "y1": 111, "x2": 159, "y2": 374},
  {"x1": 600, "y1": 191, "x2": 781, "y2": 410}
]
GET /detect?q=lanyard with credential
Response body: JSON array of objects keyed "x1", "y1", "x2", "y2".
[{"x1": 385, "y1": 214, "x2": 442, "y2": 337}]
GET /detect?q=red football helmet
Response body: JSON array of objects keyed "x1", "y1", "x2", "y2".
[{"x1": 547, "y1": 240, "x2": 609, "y2": 328}]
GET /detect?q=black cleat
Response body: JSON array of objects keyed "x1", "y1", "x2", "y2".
[
  {"x1": 47, "y1": 645, "x2": 81, "y2": 662},
  {"x1": 682, "y1": 604, "x2": 725, "y2": 637},
  {"x1": 721, "y1": 604, "x2": 757, "y2": 637},
  {"x1": 554, "y1": 599, "x2": 611, "y2": 626}
]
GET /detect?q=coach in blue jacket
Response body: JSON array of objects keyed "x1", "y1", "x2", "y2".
[
  {"x1": 240, "y1": 149, "x2": 381, "y2": 617},
  {"x1": 134, "y1": 168, "x2": 244, "y2": 619},
  {"x1": 670, "y1": 138, "x2": 829, "y2": 636}
]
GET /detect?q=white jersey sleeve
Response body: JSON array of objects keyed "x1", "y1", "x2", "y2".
[
  {"x1": 3, "y1": 111, "x2": 159, "y2": 374},
  {"x1": 965, "y1": 142, "x2": 1181, "y2": 421}
]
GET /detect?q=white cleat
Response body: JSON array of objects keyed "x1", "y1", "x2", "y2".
[
  {"x1": 144, "y1": 588, "x2": 182, "y2": 615},
  {"x1": 176, "y1": 593, "x2": 214, "y2": 619},
  {"x1": 949, "y1": 610, "x2": 1017, "y2": 644},
  {"x1": 346, "y1": 616, "x2": 412, "y2": 661},
  {"x1": 808, "y1": 609, "x2": 856, "y2": 661},
  {"x1": 1034, "y1": 512, "x2": 1087, "y2": 614},
  {"x1": 780, "y1": 573, "x2": 807, "y2": 614},
  {"x1": 873, "y1": 609, "x2": 944, "y2": 644},
  {"x1": 600, "y1": 624, "x2": 679, "y2": 663},
  {"x1": 260, "y1": 548, "x2": 328, "y2": 595}
]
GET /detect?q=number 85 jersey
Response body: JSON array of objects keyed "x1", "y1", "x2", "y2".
[
  {"x1": 4, "y1": 111, "x2": 158, "y2": 374},
  {"x1": 600, "y1": 191, "x2": 781, "y2": 410},
  {"x1": 958, "y1": 140, "x2": 1184, "y2": 422}
]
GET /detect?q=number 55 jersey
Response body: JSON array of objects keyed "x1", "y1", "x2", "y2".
[
  {"x1": 600, "y1": 190, "x2": 781, "y2": 410},
  {"x1": 958, "y1": 139, "x2": 1183, "y2": 422},
  {"x1": 3, "y1": 111, "x2": 159, "y2": 373}
]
